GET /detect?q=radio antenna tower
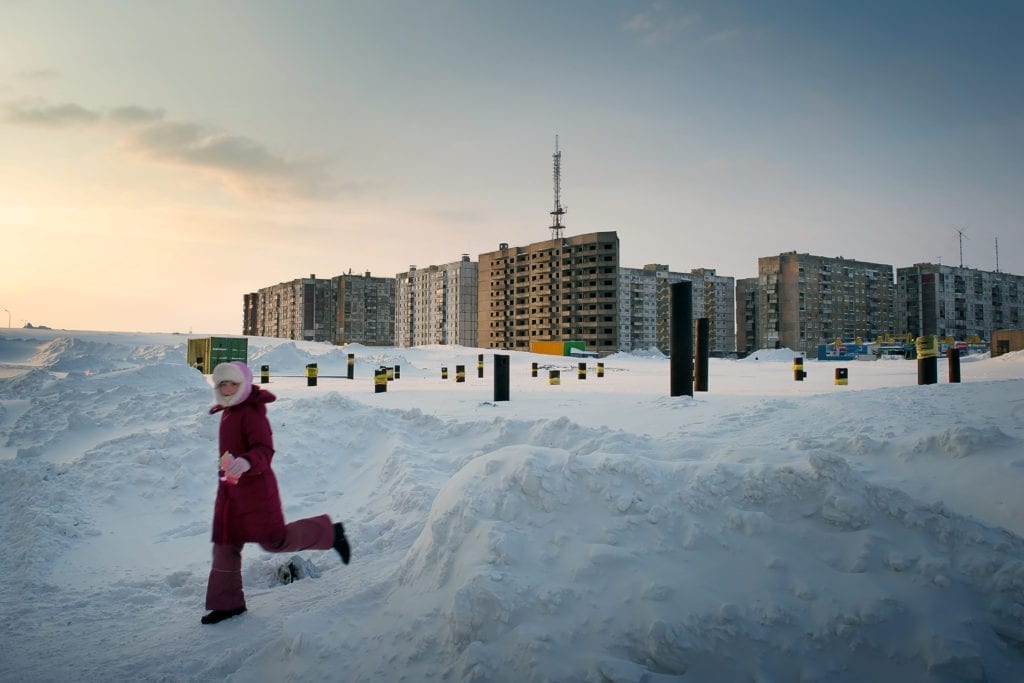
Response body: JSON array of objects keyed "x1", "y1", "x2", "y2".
[
  {"x1": 549, "y1": 136, "x2": 566, "y2": 239},
  {"x1": 955, "y1": 227, "x2": 969, "y2": 268}
]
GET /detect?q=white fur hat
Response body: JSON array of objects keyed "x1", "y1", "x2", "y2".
[{"x1": 212, "y1": 361, "x2": 252, "y2": 407}]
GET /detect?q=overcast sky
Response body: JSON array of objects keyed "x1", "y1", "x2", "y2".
[{"x1": 2, "y1": 0, "x2": 1022, "y2": 333}]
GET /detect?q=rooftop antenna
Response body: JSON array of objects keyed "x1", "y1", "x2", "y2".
[
  {"x1": 955, "y1": 227, "x2": 968, "y2": 268},
  {"x1": 549, "y1": 135, "x2": 566, "y2": 239},
  {"x1": 995, "y1": 237, "x2": 1000, "y2": 272}
]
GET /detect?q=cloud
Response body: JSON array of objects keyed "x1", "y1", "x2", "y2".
[
  {"x1": 3, "y1": 95, "x2": 343, "y2": 202},
  {"x1": 122, "y1": 120, "x2": 340, "y2": 201},
  {"x1": 15, "y1": 68, "x2": 58, "y2": 81},
  {"x1": 3, "y1": 99, "x2": 100, "y2": 127},
  {"x1": 107, "y1": 105, "x2": 166, "y2": 125},
  {"x1": 623, "y1": 4, "x2": 698, "y2": 45}
]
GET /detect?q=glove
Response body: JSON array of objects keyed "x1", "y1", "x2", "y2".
[
  {"x1": 225, "y1": 456, "x2": 251, "y2": 479},
  {"x1": 219, "y1": 453, "x2": 251, "y2": 484}
]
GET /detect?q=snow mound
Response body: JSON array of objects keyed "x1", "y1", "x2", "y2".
[{"x1": 741, "y1": 348, "x2": 803, "y2": 362}]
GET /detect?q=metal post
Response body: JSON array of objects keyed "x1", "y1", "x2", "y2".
[
  {"x1": 260, "y1": 364, "x2": 270, "y2": 384},
  {"x1": 947, "y1": 347, "x2": 961, "y2": 383},
  {"x1": 347, "y1": 353, "x2": 355, "y2": 380},
  {"x1": 695, "y1": 317, "x2": 709, "y2": 392},
  {"x1": 670, "y1": 281, "x2": 693, "y2": 397},
  {"x1": 478, "y1": 353, "x2": 484, "y2": 379},
  {"x1": 494, "y1": 354, "x2": 510, "y2": 401},
  {"x1": 917, "y1": 335, "x2": 938, "y2": 385}
]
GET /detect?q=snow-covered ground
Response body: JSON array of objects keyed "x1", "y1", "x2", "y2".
[{"x1": 1, "y1": 328, "x2": 1023, "y2": 682}]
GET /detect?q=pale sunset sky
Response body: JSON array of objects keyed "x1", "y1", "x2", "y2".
[{"x1": 2, "y1": 1, "x2": 1022, "y2": 334}]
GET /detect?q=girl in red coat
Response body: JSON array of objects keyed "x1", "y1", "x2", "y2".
[{"x1": 202, "y1": 361, "x2": 351, "y2": 625}]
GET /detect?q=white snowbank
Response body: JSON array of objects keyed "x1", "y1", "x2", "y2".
[{"x1": 1, "y1": 329, "x2": 1023, "y2": 682}]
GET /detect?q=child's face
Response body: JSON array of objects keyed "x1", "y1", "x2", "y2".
[{"x1": 218, "y1": 381, "x2": 240, "y2": 397}]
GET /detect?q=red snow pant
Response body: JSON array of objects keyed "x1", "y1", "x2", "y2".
[{"x1": 205, "y1": 514, "x2": 334, "y2": 611}]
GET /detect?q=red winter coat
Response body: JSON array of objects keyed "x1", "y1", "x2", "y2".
[{"x1": 209, "y1": 386, "x2": 286, "y2": 544}]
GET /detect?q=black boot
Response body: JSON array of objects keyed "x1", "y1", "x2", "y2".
[
  {"x1": 333, "y1": 522, "x2": 351, "y2": 565},
  {"x1": 201, "y1": 607, "x2": 247, "y2": 624}
]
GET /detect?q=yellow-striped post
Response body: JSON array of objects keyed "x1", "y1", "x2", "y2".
[
  {"x1": 305, "y1": 363, "x2": 318, "y2": 387},
  {"x1": 456, "y1": 365, "x2": 465, "y2": 383},
  {"x1": 549, "y1": 369, "x2": 560, "y2": 385},
  {"x1": 597, "y1": 362, "x2": 604, "y2": 378},
  {"x1": 793, "y1": 357, "x2": 805, "y2": 381},
  {"x1": 917, "y1": 335, "x2": 938, "y2": 385},
  {"x1": 374, "y1": 367, "x2": 387, "y2": 393},
  {"x1": 260, "y1": 364, "x2": 270, "y2": 384},
  {"x1": 834, "y1": 367, "x2": 848, "y2": 386}
]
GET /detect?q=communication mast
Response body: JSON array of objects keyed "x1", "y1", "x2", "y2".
[
  {"x1": 549, "y1": 136, "x2": 566, "y2": 239},
  {"x1": 955, "y1": 227, "x2": 969, "y2": 268}
]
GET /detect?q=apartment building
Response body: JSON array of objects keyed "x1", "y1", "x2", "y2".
[
  {"x1": 735, "y1": 277, "x2": 759, "y2": 355},
  {"x1": 896, "y1": 263, "x2": 1024, "y2": 340},
  {"x1": 334, "y1": 272, "x2": 396, "y2": 346},
  {"x1": 746, "y1": 252, "x2": 896, "y2": 354},
  {"x1": 477, "y1": 232, "x2": 620, "y2": 355},
  {"x1": 245, "y1": 274, "x2": 337, "y2": 342},
  {"x1": 395, "y1": 256, "x2": 479, "y2": 347},
  {"x1": 618, "y1": 264, "x2": 736, "y2": 354},
  {"x1": 692, "y1": 268, "x2": 736, "y2": 354}
]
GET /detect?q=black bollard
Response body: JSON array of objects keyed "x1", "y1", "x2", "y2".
[
  {"x1": 456, "y1": 365, "x2": 465, "y2": 383},
  {"x1": 441, "y1": 366, "x2": 448, "y2": 380},
  {"x1": 494, "y1": 354, "x2": 510, "y2": 402},
  {"x1": 578, "y1": 362, "x2": 586, "y2": 380},
  {"x1": 260, "y1": 364, "x2": 270, "y2": 384},
  {"x1": 695, "y1": 317, "x2": 709, "y2": 392},
  {"x1": 478, "y1": 354, "x2": 484, "y2": 379},
  {"x1": 670, "y1": 281, "x2": 694, "y2": 397},
  {"x1": 549, "y1": 369, "x2": 560, "y2": 385},
  {"x1": 793, "y1": 357, "x2": 805, "y2": 381},
  {"x1": 917, "y1": 335, "x2": 938, "y2": 385},
  {"x1": 597, "y1": 362, "x2": 604, "y2": 378},
  {"x1": 394, "y1": 364, "x2": 400, "y2": 380},
  {"x1": 374, "y1": 367, "x2": 387, "y2": 393},
  {"x1": 531, "y1": 362, "x2": 538, "y2": 378},
  {"x1": 305, "y1": 363, "x2": 318, "y2": 387},
  {"x1": 347, "y1": 353, "x2": 355, "y2": 380},
  {"x1": 834, "y1": 367, "x2": 849, "y2": 385},
  {"x1": 947, "y1": 347, "x2": 961, "y2": 383}
]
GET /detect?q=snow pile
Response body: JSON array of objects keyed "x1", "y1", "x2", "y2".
[
  {"x1": 1, "y1": 329, "x2": 1023, "y2": 682},
  {"x1": 740, "y1": 347, "x2": 803, "y2": 362}
]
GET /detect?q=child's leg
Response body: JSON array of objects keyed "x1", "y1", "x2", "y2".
[
  {"x1": 259, "y1": 514, "x2": 334, "y2": 552},
  {"x1": 205, "y1": 542, "x2": 246, "y2": 610}
]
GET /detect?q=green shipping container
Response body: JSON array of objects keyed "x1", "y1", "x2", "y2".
[
  {"x1": 188, "y1": 337, "x2": 248, "y2": 375},
  {"x1": 563, "y1": 341, "x2": 586, "y2": 356}
]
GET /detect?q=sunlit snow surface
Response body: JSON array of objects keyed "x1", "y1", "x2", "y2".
[{"x1": 2, "y1": 329, "x2": 1023, "y2": 682}]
